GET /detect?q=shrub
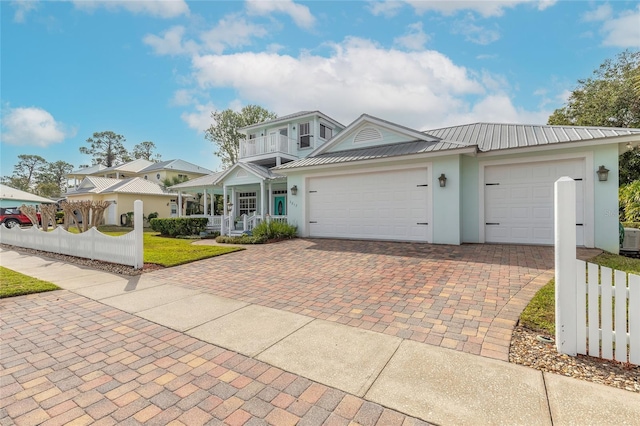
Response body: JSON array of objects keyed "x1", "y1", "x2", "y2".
[
  {"x1": 622, "y1": 222, "x2": 640, "y2": 229},
  {"x1": 150, "y1": 217, "x2": 209, "y2": 237},
  {"x1": 619, "y1": 181, "x2": 640, "y2": 222},
  {"x1": 55, "y1": 211, "x2": 64, "y2": 224},
  {"x1": 215, "y1": 235, "x2": 266, "y2": 244},
  {"x1": 252, "y1": 220, "x2": 297, "y2": 240},
  {"x1": 147, "y1": 211, "x2": 159, "y2": 221}
]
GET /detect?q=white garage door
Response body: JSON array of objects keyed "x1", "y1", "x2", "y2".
[
  {"x1": 308, "y1": 168, "x2": 430, "y2": 242},
  {"x1": 485, "y1": 159, "x2": 585, "y2": 245}
]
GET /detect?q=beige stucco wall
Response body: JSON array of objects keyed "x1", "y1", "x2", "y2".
[{"x1": 66, "y1": 193, "x2": 175, "y2": 225}]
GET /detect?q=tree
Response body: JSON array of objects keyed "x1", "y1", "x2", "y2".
[
  {"x1": 10, "y1": 154, "x2": 47, "y2": 190},
  {"x1": 205, "y1": 105, "x2": 277, "y2": 168},
  {"x1": 131, "y1": 141, "x2": 161, "y2": 162},
  {"x1": 548, "y1": 50, "x2": 640, "y2": 183},
  {"x1": 548, "y1": 50, "x2": 640, "y2": 128},
  {"x1": 80, "y1": 131, "x2": 130, "y2": 167},
  {"x1": 36, "y1": 160, "x2": 74, "y2": 197}
]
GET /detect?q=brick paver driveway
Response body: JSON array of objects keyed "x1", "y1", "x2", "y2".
[{"x1": 152, "y1": 239, "x2": 596, "y2": 361}]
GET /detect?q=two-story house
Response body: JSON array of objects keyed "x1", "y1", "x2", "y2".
[
  {"x1": 65, "y1": 158, "x2": 214, "y2": 225},
  {"x1": 170, "y1": 109, "x2": 639, "y2": 252}
]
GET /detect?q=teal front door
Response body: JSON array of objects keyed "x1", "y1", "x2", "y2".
[{"x1": 274, "y1": 196, "x2": 286, "y2": 216}]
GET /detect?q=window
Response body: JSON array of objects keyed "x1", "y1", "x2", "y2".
[
  {"x1": 299, "y1": 122, "x2": 311, "y2": 148},
  {"x1": 238, "y1": 192, "x2": 256, "y2": 216},
  {"x1": 320, "y1": 124, "x2": 332, "y2": 140}
]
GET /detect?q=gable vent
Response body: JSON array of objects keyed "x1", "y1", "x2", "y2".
[
  {"x1": 236, "y1": 170, "x2": 248, "y2": 178},
  {"x1": 354, "y1": 126, "x2": 383, "y2": 144}
]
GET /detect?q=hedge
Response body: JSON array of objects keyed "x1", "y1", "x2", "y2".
[
  {"x1": 622, "y1": 222, "x2": 640, "y2": 229},
  {"x1": 149, "y1": 217, "x2": 209, "y2": 237}
]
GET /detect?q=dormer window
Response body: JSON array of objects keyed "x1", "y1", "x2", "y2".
[
  {"x1": 320, "y1": 124, "x2": 332, "y2": 140},
  {"x1": 299, "y1": 122, "x2": 311, "y2": 148}
]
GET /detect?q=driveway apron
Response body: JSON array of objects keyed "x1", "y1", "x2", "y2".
[{"x1": 149, "y1": 239, "x2": 595, "y2": 361}]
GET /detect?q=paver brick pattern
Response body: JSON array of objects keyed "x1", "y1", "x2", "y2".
[
  {"x1": 153, "y1": 239, "x2": 565, "y2": 358},
  {"x1": 0, "y1": 291, "x2": 431, "y2": 425}
]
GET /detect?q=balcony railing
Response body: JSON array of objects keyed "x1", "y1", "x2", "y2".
[{"x1": 240, "y1": 134, "x2": 296, "y2": 159}]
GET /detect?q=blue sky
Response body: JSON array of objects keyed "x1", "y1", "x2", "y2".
[{"x1": 1, "y1": 0, "x2": 639, "y2": 176}]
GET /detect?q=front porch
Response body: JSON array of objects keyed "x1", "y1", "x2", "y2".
[{"x1": 188, "y1": 213, "x2": 288, "y2": 235}]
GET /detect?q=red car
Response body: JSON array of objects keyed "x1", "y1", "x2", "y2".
[{"x1": 0, "y1": 207, "x2": 40, "y2": 228}]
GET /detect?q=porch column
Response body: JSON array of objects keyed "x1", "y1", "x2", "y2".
[
  {"x1": 260, "y1": 180, "x2": 265, "y2": 217},
  {"x1": 268, "y1": 182, "x2": 273, "y2": 216},
  {"x1": 231, "y1": 187, "x2": 236, "y2": 218},
  {"x1": 203, "y1": 189, "x2": 208, "y2": 216},
  {"x1": 221, "y1": 185, "x2": 227, "y2": 235},
  {"x1": 178, "y1": 192, "x2": 183, "y2": 217}
]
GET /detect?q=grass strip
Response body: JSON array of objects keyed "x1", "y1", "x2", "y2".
[
  {"x1": 520, "y1": 253, "x2": 640, "y2": 335},
  {"x1": 0, "y1": 267, "x2": 60, "y2": 298}
]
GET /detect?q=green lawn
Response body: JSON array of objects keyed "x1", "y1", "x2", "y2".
[
  {"x1": 520, "y1": 253, "x2": 640, "y2": 334},
  {"x1": 65, "y1": 226, "x2": 244, "y2": 267},
  {"x1": 0, "y1": 267, "x2": 59, "y2": 298},
  {"x1": 141, "y1": 233, "x2": 243, "y2": 267}
]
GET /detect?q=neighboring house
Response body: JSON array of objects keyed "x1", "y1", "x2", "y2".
[
  {"x1": 0, "y1": 183, "x2": 55, "y2": 208},
  {"x1": 66, "y1": 177, "x2": 179, "y2": 225},
  {"x1": 170, "y1": 110, "x2": 640, "y2": 253},
  {"x1": 67, "y1": 159, "x2": 213, "y2": 191}
]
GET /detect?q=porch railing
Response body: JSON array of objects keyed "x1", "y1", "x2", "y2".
[
  {"x1": 219, "y1": 214, "x2": 287, "y2": 235},
  {"x1": 239, "y1": 134, "x2": 296, "y2": 159}
]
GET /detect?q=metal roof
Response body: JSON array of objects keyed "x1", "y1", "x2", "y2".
[
  {"x1": 139, "y1": 159, "x2": 213, "y2": 174},
  {"x1": 169, "y1": 171, "x2": 225, "y2": 190},
  {"x1": 240, "y1": 110, "x2": 345, "y2": 131},
  {"x1": 274, "y1": 140, "x2": 472, "y2": 170},
  {"x1": 425, "y1": 123, "x2": 640, "y2": 152},
  {"x1": 239, "y1": 162, "x2": 285, "y2": 180},
  {"x1": 69, "y1": 164, "x2": 106, "y2": 175},
  {"x1": 0, "y1": 184, "x2": 56, "y2": 203},
  {"x1": 100, "y1": 159, "x2": 154, "y2": 173},
  {"x1": 67, "y1": 177, "x2": 175, "y2": 196}
]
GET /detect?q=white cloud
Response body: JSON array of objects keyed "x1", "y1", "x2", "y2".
[
  {"x1": 245, "y1": 0, "x2": 315, "y2": 29},
  {"x1": 394, "y1": 22, "x2": 430, "y2": 50},
  {"x1": 367, "y1": 1, "x2": 404, "y2": 17},
  {"x1": 444, "y1": 94, "x2": 551, "y2": 127},
  {"x1": 452, "y1": 15, "x2": 501, "y2": 45},
  {"x1": 144, "y1": 16, "x2": 268, "y2": 56},
  {"x1": 180, "y1": 102, "x2": 215, "y2": 133},
  {"x1": 581, "y1": 3, "x2": 612, "y2": 22},
  {"x1": 171, "y1": 89, "x2": 196, "y2": 106},
  {"x1": 143, "y1": 26, "x2": 197, "y2": 56},
  {"x1": 581, "y1": 4, "x2": 640, "y2": 48},
  {"x1": 200, "y1": 15, "x2": 268, "y2": 54},
  {"x1": 1, "y1": 106, "x2": 75, "y2": 147},
  {"x1": 600, "y1": 6, "x2": 640, "y2": 48},
  {"x1": 11, "y1": 0, "x2": 38, "y2": 23},
  {"x1": 71, "y1": 0, "x2": 189, "y2": 18},
  {"x1": 187, "y1": 37, "x2": 546, "y2": 129},
  {"x1": 398, "y1": 0, "x2": 557, "y2": 18}
]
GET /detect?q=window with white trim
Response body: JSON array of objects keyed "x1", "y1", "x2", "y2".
[
  {"x1": 299, "y1": 122, "x2": 311, "y2": 148},
  {"x1": 320, "y1": 123, "x2": 332, "y2": 140},
  {"x1": 238, "y1": 192, "x2": 256, "y2": 216}
]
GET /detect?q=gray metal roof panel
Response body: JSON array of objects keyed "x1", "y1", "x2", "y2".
[
  {"x1": 273, "y1": 140, "x2": 466, "y2": 170},
  {"x1": 425, "y1": 123, "x2": 640, "y2": 152}
]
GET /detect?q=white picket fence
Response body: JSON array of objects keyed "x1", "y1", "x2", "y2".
[
  {"x1": 0, "y1": 200, "x2": 144, "y2": 269},
  {"x1": 554, "y1": 178, "x2": 639, "y2": 365},
  {"x1": 577, "y1": 260, "x2": 640, "y2": 364}
]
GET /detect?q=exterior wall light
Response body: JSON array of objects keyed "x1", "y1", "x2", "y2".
[
  {"x1": 596, "y1": 165, "x2": 609, "y2": 182},
  {"x1": 290, "y1": 185, "x2": 298, "y2": 195},
  {"x1": 226, "y1": 202, "x2": 233, "y2": 213},
  {"x1": 627, "y1": 142, "x2": 633, "y2": 150},
  {"x1": 438, "y1": 173, "x2": 447, "y2": 188}
]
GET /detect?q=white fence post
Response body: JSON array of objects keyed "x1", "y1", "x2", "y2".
[
  {"x1": 133, "y1": 200, "x2": 143, "y2": 270},
  {"x1": 555, "y1": 177, "x2": 577, "y2": 356}
]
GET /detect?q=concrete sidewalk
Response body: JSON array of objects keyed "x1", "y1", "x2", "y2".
[{"x1": 2, "y1": 247, "x2": 639, "y2": 426}]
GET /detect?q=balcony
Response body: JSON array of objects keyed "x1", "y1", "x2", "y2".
[{"x1": 239, "y1": 134, "x2": 298, "y2": 165}]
